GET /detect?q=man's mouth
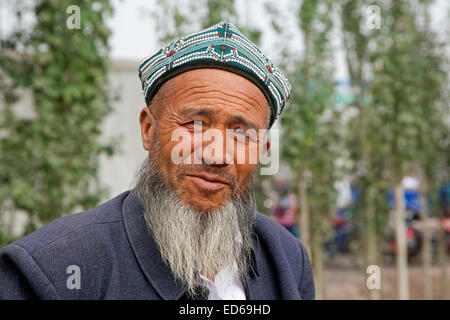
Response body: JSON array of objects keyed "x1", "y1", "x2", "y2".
[{"x1": 185, "y1": 172, "x2": 230, "y2": 192}]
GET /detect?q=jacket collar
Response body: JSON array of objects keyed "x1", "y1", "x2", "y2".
[{"x1": 122, "y1": 190, "x2": 260, "y2": 300}]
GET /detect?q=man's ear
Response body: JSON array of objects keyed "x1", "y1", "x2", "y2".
[
  {"x1": 261, "y1": 137, "x2": 271, "y2": 158},
  {"x1": 139, "y1": 106, "x2": 155, "y2": 151}
]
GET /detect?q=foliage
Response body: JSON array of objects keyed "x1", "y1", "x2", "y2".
[
  {"x1": 0, "y1": 0, "x2": 116, "y2": 241},
  {"x1": 277, "y1": 0, "x2": 340, "y2": 230}
]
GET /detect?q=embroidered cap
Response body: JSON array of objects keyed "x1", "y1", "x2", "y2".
[{"x1": 138, "y1": 20, "x2": 292, "y2": 127}]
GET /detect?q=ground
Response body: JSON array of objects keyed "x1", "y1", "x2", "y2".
[{"x1": 323, "y1": 254, "x2": 450, "y2": 299}]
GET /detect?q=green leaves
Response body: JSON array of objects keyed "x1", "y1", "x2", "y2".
[{"x1": 0, "y1": 0, "x2": 115, "y2": 240}]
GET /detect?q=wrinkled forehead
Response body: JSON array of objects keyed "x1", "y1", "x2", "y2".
[{"x1": 152, "y1": 68, "x2": 270, "y2": 128}]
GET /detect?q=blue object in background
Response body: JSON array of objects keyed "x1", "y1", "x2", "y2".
[
  {"x1": 387, "y1": 189, "x2": 421, "y2": 213},
  {"x1": 439, "y1": 181, "x2": 450, "y2": 216},
  {"x1": 350, "y1": 185, "x2": 359, "y2": 206},
  {"x1": 336, "y1": 207, "x2": 349, "y2": 219}
]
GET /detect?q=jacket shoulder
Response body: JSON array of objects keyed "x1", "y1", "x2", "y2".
[
  {"x1": 0, "y1": 191, "x2": 132, "y2": 299},
  {"x1": 11, "y1": 190, "x2": 130, "y2": 255},
  {"x1": 254, "y1": 212, "x2": 300, "y2": 247},
  {"x1": 254, "y1": 212, "x2": 315, "y2": 299},
  {"x1": 254, "y1": 212, "x2": 305, "y2": 269}
]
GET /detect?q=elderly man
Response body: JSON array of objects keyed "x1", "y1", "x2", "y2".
[{"x1": 0, "y1": 21, "x2": 314, "y2": 300}]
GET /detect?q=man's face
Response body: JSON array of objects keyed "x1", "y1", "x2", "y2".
[{"x1": 139, "y1": 68, "x2": 270, "y2": 212}]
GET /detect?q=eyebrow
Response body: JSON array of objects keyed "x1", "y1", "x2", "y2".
[
  {"x1": 181, "y1": 108, "x2": 215, "y2": 117},
  {"x1": 180, "y1": 107, "x2": 258, "y2": 130},
  {"x1": 230, "y1": 115, "x2": 258, "y2": 131}
]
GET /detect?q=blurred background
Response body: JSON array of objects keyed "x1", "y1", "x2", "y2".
[{"x1": 0, "y1": 0, "x2": 449, "y2": 300}]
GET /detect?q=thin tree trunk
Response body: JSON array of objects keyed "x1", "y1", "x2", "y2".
[
  {"x1": 4, "y1": 201, "x2": 16, "y2": 238},
  {"x1": 366, "y1": 186, "x2": 380, "y2": 300},
  {"x1": 298, "y1": 169, "x2": 311, "y2": 254},
  {"x1": 438, "y1": 221, "x2": 448, "y2": 299},
  {"x1": 311, "y1": 227, "x2": 324, "y2": 299},
  {"x1": 394, "y1": 182, "x2": 409, "y2": 300},
  {"x1": 420, "y1": 183, "x2": 433, "y2": 300}
]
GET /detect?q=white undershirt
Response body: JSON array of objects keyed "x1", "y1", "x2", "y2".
[{"x1": 196, "y1": 261, "x2": 246, "y2": 300}]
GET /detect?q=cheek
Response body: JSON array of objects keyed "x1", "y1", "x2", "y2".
[
  {"x1": 155, "y1": 124, "x2": 183, "y2": 181},
  {"x1": 234, "y1": 164, "x2": 256, "y2": 191},
  {"x1": 160, "y1": 127, "x2": 196, "y2": 168},
  {"x1": 233, "y1": 140, "x2": 260, "y2": 165}
]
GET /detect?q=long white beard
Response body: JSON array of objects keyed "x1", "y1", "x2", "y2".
[{"x1": 132, "y1": 157, "x2": 256, "y2": 296}]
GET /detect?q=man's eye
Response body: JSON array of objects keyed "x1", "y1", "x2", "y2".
[
  {"x1": 235, "y1": 128, "x2": 247, "y2": 135},
  {"x1": 183, "y1": 121, "x2": 198, "y2": 128},
  {"x1": 234, "y1": 128, "x2": 258, "y2": 143}
]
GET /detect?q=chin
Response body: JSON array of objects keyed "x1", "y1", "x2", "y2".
[
  {"x1": 178, "y1": 182, "x2": 230, "y2": 211},
  {"x1": 182, "y1": 195, "x2": 228, "y2": 213}
]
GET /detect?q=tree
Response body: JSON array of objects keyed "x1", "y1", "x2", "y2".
[
  {"x1": 409, "y1": 0, "x2": 449, "y2": 299},
  {"x1": 367, "y1": 0, "x2": 449, "y2": 299},
  {"x1": 340, "y1": 0, "x2": 390, "y2": 300},
  {"x1": 0, "y1": 0, "x2": 115, "y2": 245},
  {"x1": 151, "y1": 0, "x2": 260, "y2": 43},
  {"x1": 271, "y1": 0, "x2": 339, "y2": 299}
]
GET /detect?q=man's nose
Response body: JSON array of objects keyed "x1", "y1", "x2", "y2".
[{"x1": 193, "y1": 129, "x2": 233, "y2": 166}]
